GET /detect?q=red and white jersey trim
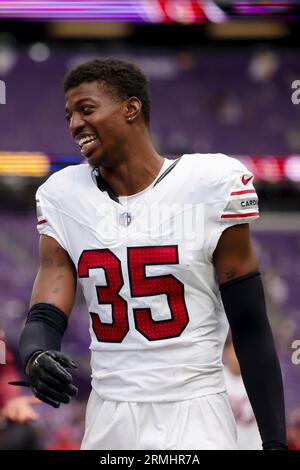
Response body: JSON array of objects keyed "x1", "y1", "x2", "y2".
[
  {"x1": 221, "y1": 212, "x2": 259, "y2": 219},
  {"x1": 36, "y1": 199, "x2": 47, "y2": 225},
  {"x1": 230, "y1": 189, "x2": 256, "y2": 196},
  {"x1": 221, "y1": 183, "x2": 259, "y2": 221}
]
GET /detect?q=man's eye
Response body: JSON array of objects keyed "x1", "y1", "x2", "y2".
[{"x1": 81, "y1": 105, "x2": 93, "y2": 113}]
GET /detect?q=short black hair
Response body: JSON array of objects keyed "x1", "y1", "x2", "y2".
[{"x1": 63, "y1": 58, "x2": 151, "y2": 126}]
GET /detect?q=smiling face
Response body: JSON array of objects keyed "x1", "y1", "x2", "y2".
[{"x1": 65, "y1": 81, "x2": 135, "y2": 168}]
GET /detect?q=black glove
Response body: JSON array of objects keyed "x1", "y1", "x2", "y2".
[{"x1": 10, "y1": 350, "x2": 78, "y2": 408}]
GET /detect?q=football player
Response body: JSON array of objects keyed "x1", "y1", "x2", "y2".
[{"x1": 17, "y1": 59, "x2": 287, "y2": 450}]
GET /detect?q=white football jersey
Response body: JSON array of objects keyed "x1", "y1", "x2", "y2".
[{"x1": 36, "y1": 153, "x2": 259, "y2": 402}]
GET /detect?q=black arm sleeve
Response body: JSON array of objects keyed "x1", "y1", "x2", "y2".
[
  {"x1": 19, "y1": 303, "x2": 68, "y2": 369},
  {"x1": 220, "y1": 272, "x2": 287, "y2": 450}
]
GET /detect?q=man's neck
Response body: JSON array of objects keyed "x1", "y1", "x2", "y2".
[{"x1": 99, "y1": 141, "x2": 164, "y2": 197}]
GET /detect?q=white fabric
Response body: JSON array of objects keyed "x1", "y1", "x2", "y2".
[
  {"x1": 35, "y1": 153, "x2": 259, "y2": 403},
  {"x1": 81, "y1": 389, "x2": 238, "y2": 450},
  {"x1": 224, "y1": 367, "x2": 262, "y2": 450}
]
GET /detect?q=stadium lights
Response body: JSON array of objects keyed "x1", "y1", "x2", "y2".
[
  {"x1": 47, "y1": 22, "x2": 133, "y2": 39},
  {"x1": 0, "y1": 153, "x2": 300, "y2": 182},
  {"x1": 207, "y1": 21, "x2": 289, "y2": 39},
  {"x1": 28, "y1": 42, "x2": 50, "y2": 62},
  {"x1": 0, "y1": 1, "x2": 298, "y2": 23},
  {"x1": 0, "y1": 152, "x2": 50, "y2": 177}
]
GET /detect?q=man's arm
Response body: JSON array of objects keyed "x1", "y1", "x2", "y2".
[
  {"x1": 213, "y1": 223, "x2": 258, "y2": 283},
  {"x1": 16, "y1": 235, "x2": 78, "y2": 408},
  {"x1": 30, "y1": 234, "x2": 77, "y2": 313},
  {"x1": 213, "y1": 224, "x2": 287, "y2": 449}
]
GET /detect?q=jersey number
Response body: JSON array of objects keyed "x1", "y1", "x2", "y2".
[{"x1": 78, "y1": 246, "x2": 189, "y2": 342}]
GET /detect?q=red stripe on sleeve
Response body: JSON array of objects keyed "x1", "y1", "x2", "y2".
[
  {"x1": 221, "y1": 212, "x2": 259, "y2": 219},
  {"x1": 230, "y1": 189, "x2": 256, "y2": 196}
]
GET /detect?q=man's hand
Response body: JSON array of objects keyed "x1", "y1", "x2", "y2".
[
  {"x1": 1, "y1": 396, "x2": 40, "y2": 423},
  {"x1": 28, "y1": 350, "x2": 78, "y2": 408},
  {"x1": 11, "y1": 350, "x2": 78, "y2": 408}
]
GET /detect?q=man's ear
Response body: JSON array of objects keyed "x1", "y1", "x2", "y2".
[{"x1": 125, "y1": 96, "x2": 142, "y2": 122}]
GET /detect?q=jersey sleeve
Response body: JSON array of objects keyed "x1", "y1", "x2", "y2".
[
  {"x1": 205, "y1": 159, "x2": 259, "y2": 261},
  {"x1": 35, "y1": 185, "x2": 68, "y2": 251}
]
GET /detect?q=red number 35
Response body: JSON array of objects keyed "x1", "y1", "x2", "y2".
[{"x1": 78, "y1": 246, "x2": 189, "y2": 342}]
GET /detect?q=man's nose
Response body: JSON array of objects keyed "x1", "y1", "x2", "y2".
[{"x1": 69, "y1": 112, "x2": 85, "y2": 136}]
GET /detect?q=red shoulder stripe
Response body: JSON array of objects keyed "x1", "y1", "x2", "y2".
[{"x1": 221, "y1": 212, "x2": 259, "y2": 219}]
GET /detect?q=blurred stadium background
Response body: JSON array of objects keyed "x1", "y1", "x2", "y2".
[{"x1": 0, "y1": 0, "x2": 300, "y2": 450}]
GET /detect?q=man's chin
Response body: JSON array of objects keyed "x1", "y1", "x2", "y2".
[{"x1": 85, "y1": 151, "x2": 104, "y2": 168}]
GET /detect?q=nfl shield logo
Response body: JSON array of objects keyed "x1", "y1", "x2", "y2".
[{"x1": 119, "y1": 212, "x2": 132, "y2": 226}]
